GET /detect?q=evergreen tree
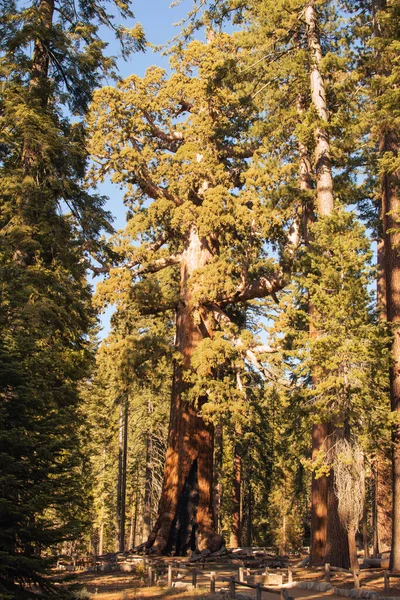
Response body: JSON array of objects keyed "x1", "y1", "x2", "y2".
[
  {"x1": 0, "y1": 0, "x2": 144, "y2": 595},
  {"x1": 88, "y1": 32, "x2": 301, "y2": 555}
]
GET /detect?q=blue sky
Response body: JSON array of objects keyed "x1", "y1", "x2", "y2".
[
  {"x1": 100, "y1": 0, "x2": 195, "y2": 229},
  {"x1": 94, "y1": 0, "x2": 196, "y2": 336}
]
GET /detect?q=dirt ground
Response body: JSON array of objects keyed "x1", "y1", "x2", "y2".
[{"x1": 58, "y1": 561, "x2": 400, "y2": 600}]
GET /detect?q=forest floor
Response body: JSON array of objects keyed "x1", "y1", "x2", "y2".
[{"x1": 62, "y1": 562, "x2": 400, "y2": 600}]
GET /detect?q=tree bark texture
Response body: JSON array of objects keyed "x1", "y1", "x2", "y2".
[
  {"x1": 370, "y1": 0, "x2": 400, "y2": 569},
  {"x1": 347, "y1": 525, "x2": 359, "y2": 572},
  {"x1": 304, "y1": 0, "x2": 349, "y2": 567},
  {"x1": 247, "y1": 476, "x2": 253, "y2": 547},
  {"x1": 142, "y1": 430, "x2": 153, "y2": 542},
  {"x1": 325, "y1": 467, "x2": 350, "y2": 569},
  {"x1": 145, "y1": 228, "x2": 224, "y2": 555},
  {"x1": 116, "y1": 397, "x2": 128, "y2": 553},
  {"x1": 385, "y1": 126, "x2": 400, "y2": 567},
  {"x1": 230, "y1": 434, "x2": 242, "y2": 548},
  {"x1": 310, "y1": 423, "x2": 328, "y2": 566},
  {"x1": 213, "y1": 424, "x2": 223, "y2": 534},
  {"x1": 304, "y1": 1, "x2": 334, "y2": 217}
]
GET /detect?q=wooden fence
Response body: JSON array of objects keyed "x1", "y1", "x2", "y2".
[
  {"x1": 146, "y1": 561, "x2": 295, "y2": 600},
  {"x1": 144, "y1": 559, "x2": 366, "y2": 596}
]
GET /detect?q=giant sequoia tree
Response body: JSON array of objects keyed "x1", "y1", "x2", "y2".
[{"x1": 89, "y1": 35, "x2": 301, "y2": 555}]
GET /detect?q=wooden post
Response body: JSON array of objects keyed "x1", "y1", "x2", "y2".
[
  {"x1": 325, "y1": 563, "x2": 331, "y2": 583},
  {"x1": 168, "y1": 564, "x2": 173, "y2": 588},
  {"x1": 256, "y1": 584, "x2": 262, "y2": 600},
  {"x1": 229, "y1": 576, "x2": 236, "y2": 599},
  {"x1": 384, "y1": 571, "x2": 389, "y2": 592},
  {"x1": 192, "y1": 571, "x2": 197, "y2": 588},
  {"x1": 239, "y1": 567, "x2": 244, "y2": 583},
  {"x1": 352, "y1": 570, "x2": 360, "y2": 591},
  {"x1": 148, "y1": 565, "x2": 153, "y2": 586},
  {"x1": 288, "y1": 568, "x2": 293, "y2": 584},
  {"x1": 210, "y1": 571, "x2": 216, "y2": 593},
  {"x1": 280, "y1": 588, "x2": 288, "y2": 600}
]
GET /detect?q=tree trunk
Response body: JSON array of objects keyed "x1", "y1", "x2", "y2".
[
  {"x1": 362, "y1": 499, "x2": 370, "y2": 559},
  {"x1": 247, "y1": 477, "x2": 253, "y2": 547},
  {"x1": 372, "y1": 461, "x2": 379, "y2": 557},
  {"x1": 99, "y1": 506, "x2": 104, "y2": 556},
  {"x1": 121, "y1": 396, "x2": 128, "y2": 552},
  {"x1": 348, "y1": 525, "x2": 359, "y2": 572},
  {"x1": 145, "y1": 227, "x2": 224, "y2": 555},
  {"x1": 304, "y1": 1, "x2": 334, "y2": 218},
  {"x1": 116, "y1": 397, "x2": 128, "y2": 553},
  {"x1": 142, "y1": 431, "x2": 153, "y2": 542},
  {"x1": 381, "y1": 126, "x2": 400, "y2": 574},
  {"x1": 230, "y1": 433, "x2": 242, "y2": 548},
  {"x1": 304, "y1": 1, "x2": 349, "y2": 567},
  {"x1": 310, "y1": 424, "x2": 329, "y2": 566},
  {"x1": 116, "y1": 403, "x2": 123, "y2": 552},
  {"x1": 213, "y1": 424, "x2": 223, "y2": 534},
  {"x1": 325, "y1": 470, "x2": 350, "y2": 568},
  {"x1": 377, "y1": 237, "x2": 387, "y2": 320},
  {"x1": 370, "y1": 0, "x2": 400, "y2": 569}
]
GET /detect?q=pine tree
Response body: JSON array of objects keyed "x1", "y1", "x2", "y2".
[{"x1": 0, "y1": 0, "x2": 144, "y2": 595}]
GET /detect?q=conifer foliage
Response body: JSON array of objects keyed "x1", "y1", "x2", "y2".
[
  {"x1": 89, "y1": 33, "x2": 301, "y2": 554},
  {"x1": 0, "y1": 0, "x2": 143, "y2": 596}
]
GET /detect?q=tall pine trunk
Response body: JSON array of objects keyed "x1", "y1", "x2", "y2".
[
  {"x1": 370, "y1": 0, "x2": 400, "y2": 571},
  {"x1": 116, "y1": 397, "x2": 128, "y2": 553},
  {"x1": 382, "y1": 129, "x2": 400, "y2": 569},
  {"x1": 230, "y1": 433, "x2": 242, "y2": 548},
  {"x1": 142, "y1": 431, "x2": 153, "y2": 542},
  {"x1": 145, "y1": 227, "x2": 223, "y2": 555},
  {"x1": 305, "y1": 1, "x2": 349, "y2": 568}
]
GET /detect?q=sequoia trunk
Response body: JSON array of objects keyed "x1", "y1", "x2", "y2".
[
  {"x1": 145, "y1": 228, "x2": 224, "y2": 555},
  {"x1": 213, "y1": 424, "x2": 223, "y2": 534}
]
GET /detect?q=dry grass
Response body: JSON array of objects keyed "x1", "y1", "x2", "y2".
[
  {"x1": 66, "y1": 570, "x2": 223, "y2": 600},
  {"x1": 63, "y1": 562, "x2": 400, "y2": 600}
]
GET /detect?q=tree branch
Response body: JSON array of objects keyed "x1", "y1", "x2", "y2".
[
  {"x1": 141, "y1": 109, "x2": 184, "y2": 150},
  {"x1": 128, "y1": 253, "x2": 182, "y2": 275}
]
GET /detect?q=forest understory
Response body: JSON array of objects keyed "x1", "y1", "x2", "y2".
[{"x1": 53, "y1": 559, "x2": 400, "y2": 600}]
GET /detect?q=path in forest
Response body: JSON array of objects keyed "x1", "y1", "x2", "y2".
[{"x1": 73, "y1": 566, "x2": 399, "y2": 600}]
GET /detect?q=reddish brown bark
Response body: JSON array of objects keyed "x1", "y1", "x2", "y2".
[
  {"x1": 213, "y1": 424, "x2": 223, "y2": 534},
  {"x1": 325, "y1": 436, "x2": 350, "y2": 569},
  {"x1": 370, "y1": 0, "x2": 400, "y2": 570},
  {"x1": 347, "y1": 525, "x2": 359, "y2": 573},
  {"x1": 230, "y1": 436, "x2": 242, "y2": 548},
  {"x1": 304, "y1": 1, "x2": 350, "y2": 567},
  {"x1": 145, "y1": 228, "x2": 224, "y2": 555},
  {"x1": 142, "y1": 431, "x2": 153, "y2": 543},
  {"x1": 310, "y1": 424, "x2": 328, "y2": 566},
  {"x1": 382, "y1": 128, "x2": 400, "y2": 570}
]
